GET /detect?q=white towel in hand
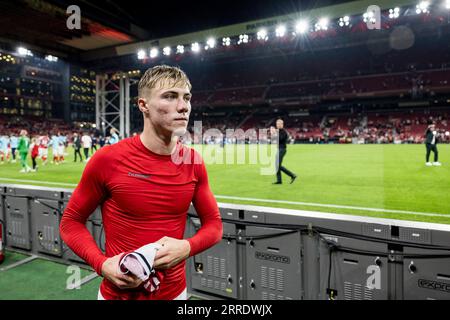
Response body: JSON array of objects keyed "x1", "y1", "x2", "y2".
[{"x1": 119, "y1": 243, "x2": 162, "y2": 292}]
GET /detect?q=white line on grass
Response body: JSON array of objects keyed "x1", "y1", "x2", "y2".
[
  {"x1": 214, "y1": 195, "x2": 450, "y2": 218},
  {"x1": 1, "y1": 177, "x2": 448, "y2": 218},
  {"x1": 0, "y1": 178, "x2": 77, "y2": 187},
  {"x1": 0, "y1": 255, "x2": 39, "y2": 272}
]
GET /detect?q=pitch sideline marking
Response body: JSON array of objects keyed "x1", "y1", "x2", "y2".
[
  {"x1": 0, "y1": 255, "x2": 39, "y2": 272},
  {"x1": 214, "y1": 195, "x2": 450, "y2": 218},
  {"x1": 0, "y1": 178, "x2": 77, "y2": 187},
  {"x1": 0, "y1": 177, "x2": 448, "y2": 218}
]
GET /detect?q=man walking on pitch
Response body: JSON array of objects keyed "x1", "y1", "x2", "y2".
[
  {"x1": 270, "y1": 119, "x2": 297, "y2": 184},
  {"x1": 73, "y1": 132, "x2": 83, "y2": 162},
  {"x1": 425, "y1": 123, "x2": 441, "y2": 166},
  {"x1": 60, "y1": 65, "x2": 223, "y2": 300}
]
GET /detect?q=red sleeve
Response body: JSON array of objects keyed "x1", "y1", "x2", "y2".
[
  {"x1": 59, "y1": 147, "x2": 111, "y2": 275},
  {"x1": 187, "y1": 153, "x2": 223, "y2": 256}
]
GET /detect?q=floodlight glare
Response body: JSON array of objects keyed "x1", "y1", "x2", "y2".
[
  {"x1": 416, "y1": 1, "x2": 429, "y2": 14},
  {"x1": 45, "y1": 55, "x2": 58, "y2": 62},
  {"x1": 338, "y1": 16, "x2": 350, "y2": 27},
  {"x1": 17, "y1": 47, "x2": 32, "y2": 56},
  {"x1": 176, "y1": 45, "x2": 185, "y2": 54},
  {"x1": 389, "y1": 7, "x2": 400, "y2": 18},
  {"x1": 294, "y1": 20, "x2": 309, "y2": 34},
  {"x1": 257, "y1": 29, "x2": 268, "y2": 41},
  {"x1": 137, "y1": 49, "x2": 146, "y2": 60},
  {"x1": 275, "y1": 25, "x2": 286, "y2": 37},
  {"x1": 206, "y1": 38, "x2": 216, "y2": 48},
  {"x1": 222, "y1": 37, "x2": 231, "y2": 46},
  {"x1": 162, "y1": 46, "x2": 171, "y2": 56},
  {"x1": 150, "y1": 48, "x2": 159, "y2": 58},
  {"x1": 237, "y1": 34, "x2": 249, "y2": 45},
  {"x1": 191, "y1": 42, "x2": 200, "y2": 52},
  {"x1": 315, "y1": 17, "x2": 329, "y2": 31}
]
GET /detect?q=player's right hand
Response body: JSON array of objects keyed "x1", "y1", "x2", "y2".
[{"x1": 101, "y1": 253, "x2": 143, "y2": 290}]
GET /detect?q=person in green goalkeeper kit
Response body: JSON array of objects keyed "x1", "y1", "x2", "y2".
[{"x1": 18, "y1": 129, "x2": 31, "y2": 173}]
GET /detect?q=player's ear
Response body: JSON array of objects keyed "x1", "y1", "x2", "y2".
[{"x1": 138, "y1": 98, "x2": 150, "y2": 114}]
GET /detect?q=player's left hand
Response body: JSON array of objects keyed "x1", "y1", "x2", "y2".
[{"x1": 153, "y1": 236, "x2": 191, "y2": 270}]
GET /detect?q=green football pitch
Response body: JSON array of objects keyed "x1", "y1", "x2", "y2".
[{"x1": 0, "y1": 144, "x2": 449, "y2": 224}]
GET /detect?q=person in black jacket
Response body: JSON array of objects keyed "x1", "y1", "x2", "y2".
[
  {"x1": 270, "y1": 119, "x2": 297, "y2": 184},
  {"x1": 424, "y1": 123, "x2": 441, "y2": 166},
  {"x1": 73, "y1": 132, "x2": 83, "y2": 162}
]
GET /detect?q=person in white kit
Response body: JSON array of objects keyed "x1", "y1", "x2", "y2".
[
  {"x1": 38, "y1": 134, "x2": 50, "y2": 165},
  {"x1": 81, "y1": 131, "x2": 92, "y2": 162}
]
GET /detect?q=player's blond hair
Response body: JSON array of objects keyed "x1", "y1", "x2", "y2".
[{"x1": 138, "y1": 65, "x2": 192, "y2": 98}]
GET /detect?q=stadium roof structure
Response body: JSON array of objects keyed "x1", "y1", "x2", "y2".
[
  {"x1": 0, "y1": 0, "x2": 148, "y2": 57},
  {"x1": 81, "y1": 0, "x2": 418, "y2": 61}
]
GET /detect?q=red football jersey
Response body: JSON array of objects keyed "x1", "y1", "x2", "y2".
[{"x1": 60, "y1": 135, "x2": 223, "y2": 300}]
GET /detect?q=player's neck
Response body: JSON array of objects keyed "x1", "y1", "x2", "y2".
[{"x1": 140, "y1": 126, "x2": 178, "y2": 155}]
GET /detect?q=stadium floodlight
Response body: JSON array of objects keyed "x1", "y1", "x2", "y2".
[
  {"x1": 275, "y1": 25, "x2": 286, "y2": 37},
  {"x1": 257, "y1": 28, "x2": 269, "y2": 41},
  {"x1": 237, "y1": 34, "x2": 249, "y2": 45},
  {"x1": 446, "y1": 0, "x2": 450, "y2": 9},
  {"x1": 416, "y1": 1, "x2": 430, "y2": 14},
  {"x1": 162, "y1": 46, "x2": 171, "y2": 56},
  {"x1": 315, "y1": 17, "x2": 329, "y2": 31},
  {"x1": 294, "y1": 20, "x2": 309, "y2": 35},
  {"x1": 149, "y1": 48, "x2": 159, "y2": 58},
  {"x1": 363, "y1": 11, "x2": 378, "y2": 24},
  {"x1": 389, "y1": 7, "x2": 400, "y2": 19},
  {"x1": 338, "y1": 16, "x2": 350, "y2": 27},
  {"x1": 191, "y1": 42, "x2": 200, "y2": 52},
  {"x1": 45, "y1": 55, "x2": 58, "y2": 62},
  {"x1": 205, "y1": 38, "x2": 216, "y2": 50},
  {"x1": 17, "y1": 47, "x2": 27, "y2": 56},
  {"x1": 222, "y1": 37, "x2": 231, "y2": 46},
  {"x1": 137, "y1": 49, "x2": 146, "y2": 60},
  {"x1": 176, "y1": 45, "x2": 185, "y2": 54},
  {"x1": 17, "y1": 47, "x2": 32, "y2": 56}
]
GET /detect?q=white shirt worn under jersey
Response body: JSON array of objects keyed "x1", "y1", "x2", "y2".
[
  {"x1": 432, "y1": 131, "x2": 437, "y2": 145},
  {"x1": 81, "y1": 135, "x2": 92, "y2": 148}
]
